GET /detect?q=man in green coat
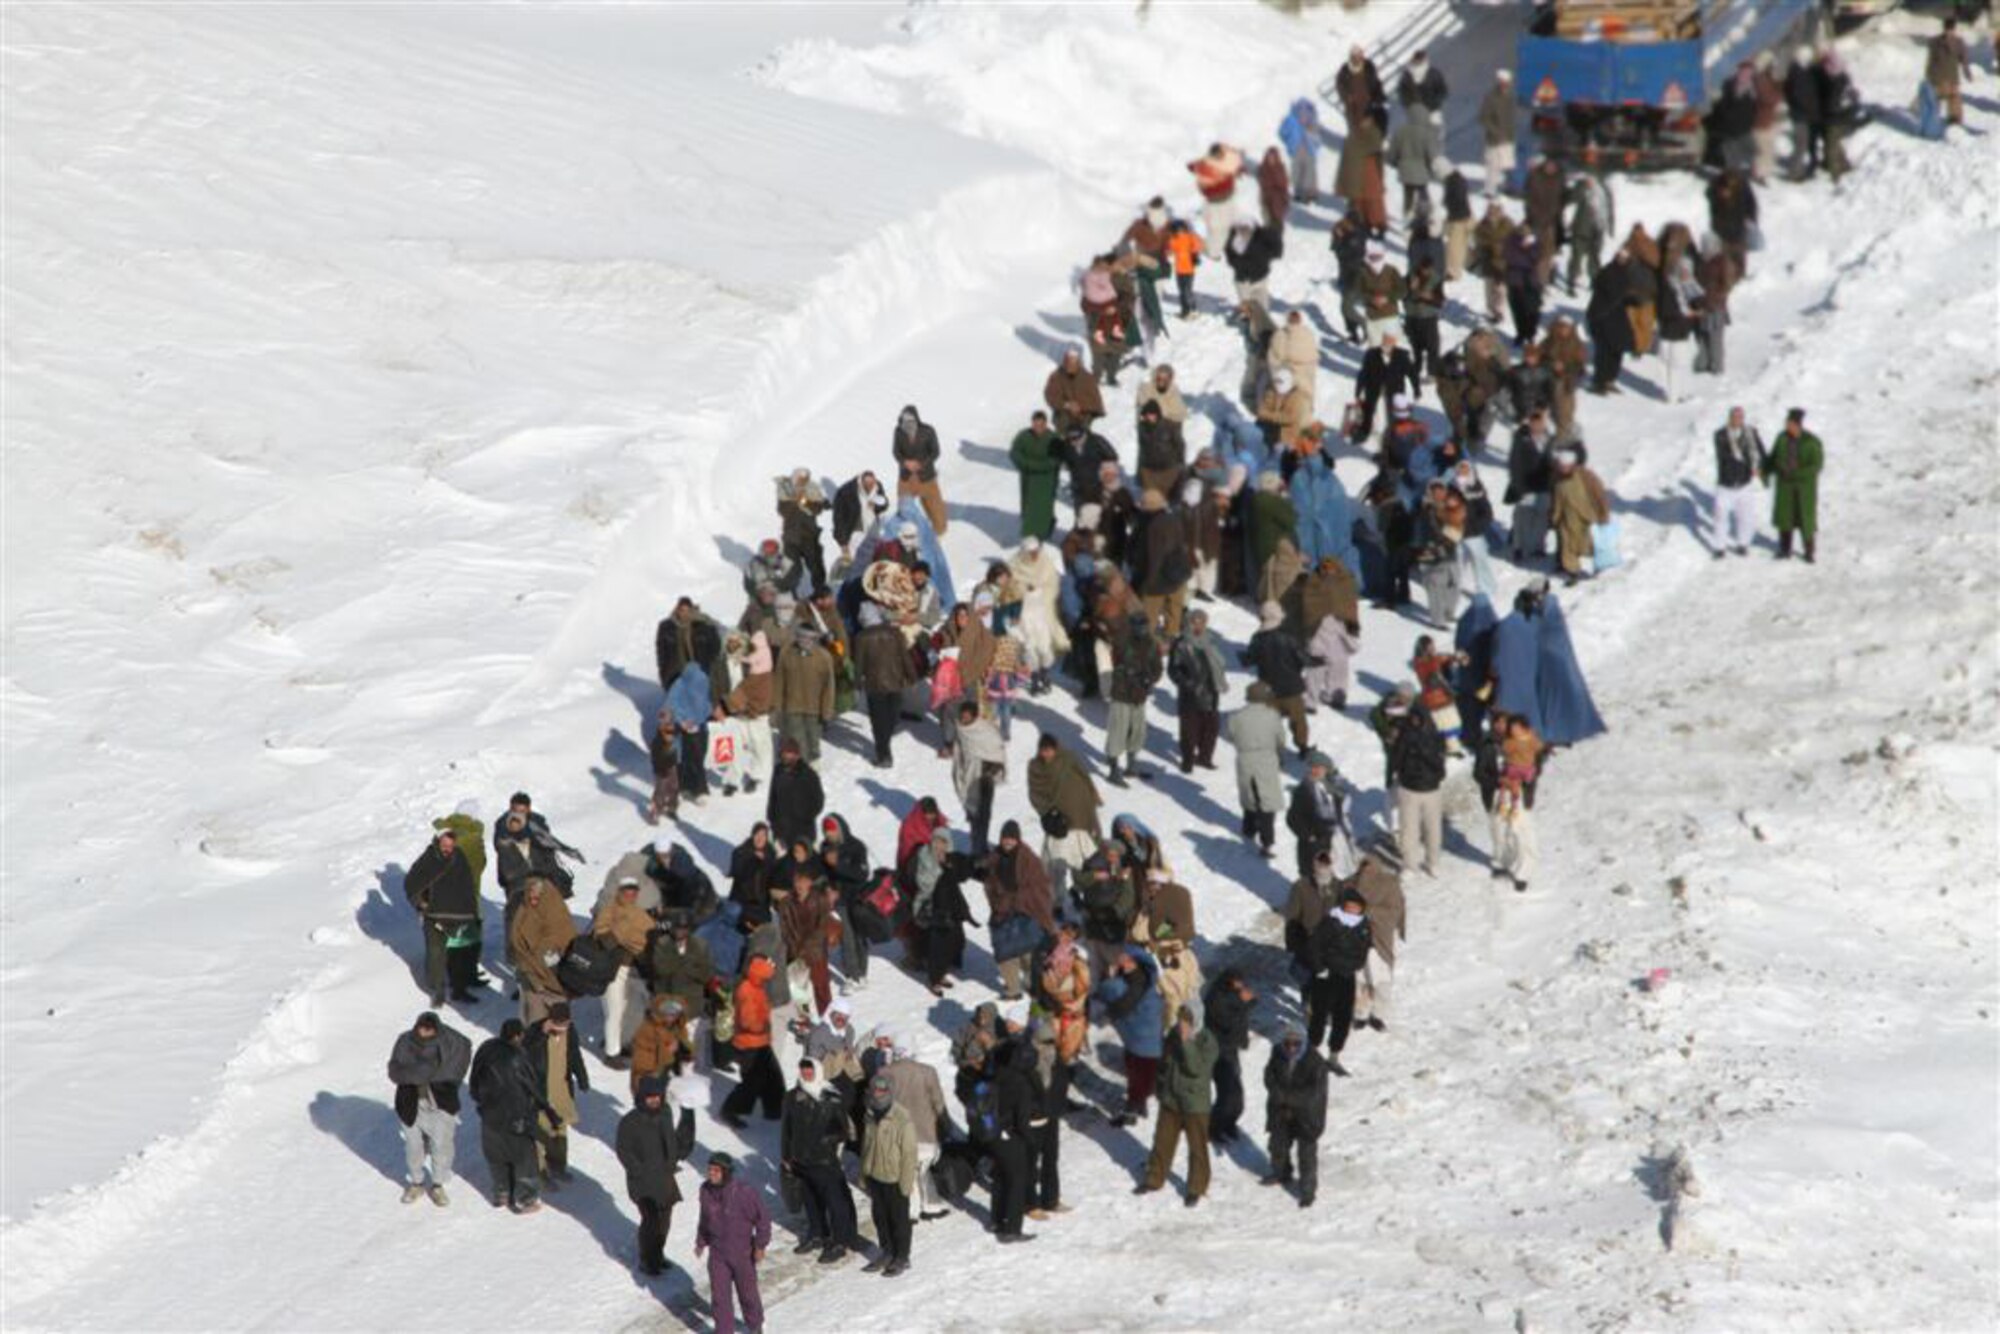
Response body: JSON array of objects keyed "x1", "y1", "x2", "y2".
[
  {"x1": 1137, "y1": 1001, "x2": 1219, "y2": 1205},
  {"x1": 1009, "y1": 410, "x2": 1063, "y2": 541},
  {"x1": 1248, "y1": 472, "x2": 1299, "y2": 577},
  {"x1": 1762, "y1": 406, "x2": 1822, "y2": 563}
]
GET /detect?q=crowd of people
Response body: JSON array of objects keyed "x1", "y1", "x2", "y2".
[{"x1": 367, "y1": 15, "x2": 1948, "y2": 1328}]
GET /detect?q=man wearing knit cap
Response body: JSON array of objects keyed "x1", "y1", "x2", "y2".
[{"x1": 860, "y1": 1072, "x2": 919, "y2": 1275}]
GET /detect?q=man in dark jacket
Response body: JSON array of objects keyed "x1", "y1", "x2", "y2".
[
  {"x1": 1586, "y1": 251, "x2": 1634, "y2": 394},
  {"x1": 832, "y1": 469, "x2": 890, "y2": 556},
  {"x1": 616, "y1": 1076, "x2": 693, "y2": 1276},
  {"x1": 1388, "y1": 698, "x2": 1448, "y2": 876},
  {"x1": 1306, "y1": 888, "x2": 1373, "y2": 1075},
  {"x1": 1137, "y1": 1002, "x2": 1219, "y2": 1204},
  {"x1": 1396, "y1": 50, "x2": 1448, "y2": 115},
  {"x1": 1057, "y1": 424, "x2": 1120, "y2": 512},
  {"x1": 1261, "y1": 1025, "x2": 1330, "y2": 1206},
  {"x1": 984, "y1": 1011, "x2": 1041, "y2": 1243},
  {"x1": 1167, "y1": 608, "x2": 1228, "y2": 773},
  {"x1": 892, "y1": 405, "x2": 948, "y2": 534},
  {"x1": 765, "y1": 737, "x2": 824, "y2": 849},
  {"x1": 470, "y1": 1019, "x2": 554, "y2": 1213},
  {"x1": 647, "y1": 915, "x2": 716, "y2": 1020},
  {"x1": 1355, "y1": 334, "x2": 1421, "y2": 439},
  {"x1": 1711, "y1": 406, "x2": 1763, "y2": 558},
  {"x1": 1134, "y1": 400, "x2": 1187, "y2": 498},
  {"x1": 1286, "y1": 751, "x2": 1351, "y2": 880},
  {"x1": 386, "y1": 1010, "x2": 472, "y2": 1205},
  {"x1": 818, "y1": 813, "x2": 875, "y2": 990},
  {"x1": 853, "y1": 604, "x2": 915, "y2": 767},
  {"x1": 1224, "y1": 220, "x2": 1284, "y2": 314},
  {"x1": 656, "y1": 597, "x2": 725, "y2": 696},
  {"x1": 1202, "y1": 971, "x2": 1255, "y2": 1145},
  {"x1": 1244, "y1": 604, "x2": 1314, "y2": 753},
  {"x1": 782, "y1": 1058, "x2": 860, "y2": 1263},
  {"x1": 1103, "y1": 610, "x2": 1161, "y2": 787},
  {"x1": 405, "y1": 827, "x2": 481, "y2": 1007}
]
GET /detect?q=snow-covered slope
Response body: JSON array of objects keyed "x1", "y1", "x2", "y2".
[{"x1": 3, "y1": 3, "x2": 1994, "y2": 1330}]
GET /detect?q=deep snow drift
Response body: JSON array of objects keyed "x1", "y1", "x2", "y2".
[{"x1": 3, "y1": 3, "x2": 1995, "y2": 1330}]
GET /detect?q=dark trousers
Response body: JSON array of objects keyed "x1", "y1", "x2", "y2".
[
  {"x1": 722, "y1": 1046, "x2": 786, "y2": 1120},
  {"x1": 636, "y1": 1198, "x2": 675, "y2": 1269},
  {"x1": 1240, "y1": 809, "x2": 1275, "y2": 853},
  {"x1": 866, "y1": 1176, "x2": 912, "y2": 1261},
  {"x1": 1209, "y1": 1049, "x2": 1244, "y2": 1140},
  {"x1": 1177, "y1": 709, "x2": 1219, "y2": 769},
  {"x1": 967, "y1": 772, "x2": 996, "y2": 858},
  {"x1": 1174, "y1": 272, "x2": 1196, "y2": 317},
  {"x1": 480, "y1": 1123, "x2": 539, "y2": 1208},
  {"x1": 677, "y1": 723, "x2": 709, "y2": 798},
  {"x1": 1124, "y1": 1052, "x2": 1160, "y2": 1115},
  {"x1": 988, "y1": 1136, "x2": 1030, "y2": 1236},
  {"x1": 1591, "y1": 334, "x2": 1625, "y2": 391},
  {"x1": 864, "y1": 690, "x2": 900, "y2": 763},
  {"x1": 1405, "y1": 314, "x2": 1440, "y2": 383},
  {"x1": 1306, "y1": 973, "x2": 1358, "y2": 1055},
  {"x1": 1268, "y1": 1115, "x2": 1320, "y2": 1195},
  {"x1": 798, "y1": 1161, "x2": 857, "y2": 1245},
  {"x1": 787, "y1": 540, "x2": 826, "y2": 599},
  {"x1": 423, "y1": 919, "x2": 452, "y2": 999},
  {"x1": 1507, "y1": 280, "x2": 1543, "y2": 346}
]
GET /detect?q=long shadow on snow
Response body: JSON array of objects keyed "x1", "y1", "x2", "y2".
[
  {"x1": 602, "y1": 661, "x2": 664, "y2": 733},
  {"x1": 1611, "y1": 478, "x2": 1702, "y2": 537},
  {"x1": 358, "y1": 871, "x2": 426, "y2": 988},
  {"x1": 1183, "y1": 831, "x2": 1291, "y2": 909},
  {"x1": 540, "y1": 1160, "x2": 643, "y2": 1272},
  {"x1": 307, "y1": 1090, "x2": 418, "y2": 1188},
  {"x1": 1014, "y1": 320, "x2": 1082, "y2": 363},
  {"x1": 713, "y1": 533, "x2": 757, "y2": 572},
  {"x1": 950, "y1": 501, "x2": 1025, "y2": 552},
  {"x1": 958, "y1": 437, "x2": 1014, "y2": 474},
  {"x1": 591, "y1": 764, "x2": 652, "y2": 822}
]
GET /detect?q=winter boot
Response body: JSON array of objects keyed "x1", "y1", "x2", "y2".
[
  {"x1": 1105, "y1": 761, "x2": 1128, "y2": 788},
  {"x1": 428, "y1": 1184, "x2": 449, "y2": 1207},
  {"x1": 1803, "y1": 537, "x2": 1816, "y2": 564},
  {"x1": 401, "y1": 1183, "x2": 425, "y2": 1205}
]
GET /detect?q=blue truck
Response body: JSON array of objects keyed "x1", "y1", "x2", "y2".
[{"x1": 1516, "y1": 0, "x2": 1816, "y2": 169}]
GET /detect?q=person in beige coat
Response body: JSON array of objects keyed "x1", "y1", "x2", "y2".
[
  {"x1": 1352, "y1": 853, "x2": 1405, "y2": 1030},
  {"x1": 593, "y1": 878, "x2": 654, "y2": 1066},
  {"x1": 1136, "y1": 363, "x2": 1190, "y2": 423},
  {"x1": 1256, "y1": 366, "x2": 1314, "y2": 451},
  {"x1": 1267, "y1": 310, "x2": 1320, "y2": 400},
  {"x1": 859, "y1": 1074, "x2": 920, "y2": 1274},
  {"x1": 881, "y1": 1043, "x2": 950, "y2": 1219},
  {"x1": 509, "y1": 876, "x2": 576, "y2": 1026}
]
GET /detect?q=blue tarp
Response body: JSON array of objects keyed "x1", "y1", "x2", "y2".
[
  {"x1": 1516, "y1": 34, "x2": 1705, "y2": 110},
  {"x1": 845, "y1": 498, "x2": 957, "y2": 613}
]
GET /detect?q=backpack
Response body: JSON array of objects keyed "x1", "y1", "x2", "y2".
[
  {"x1": 966, "y1": 1079, "x2": 1001, "y2": 1145},
  {"x1": 555, "y1": 935, "x2": 620, "y2": 998}
]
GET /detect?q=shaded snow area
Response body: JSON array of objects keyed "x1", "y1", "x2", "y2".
[{"x1": 3, "y1": 2, "x2": 1995, "y2": 1330}]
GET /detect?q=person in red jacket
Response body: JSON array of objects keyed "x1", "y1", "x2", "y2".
[{"x1": 1187, "y1": 142, "x2": 1245, "y2": 259}]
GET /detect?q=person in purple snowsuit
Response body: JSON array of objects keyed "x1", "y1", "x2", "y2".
[{"x1": 695, "y1": 1152, "x2": 771, "y2": 1334}]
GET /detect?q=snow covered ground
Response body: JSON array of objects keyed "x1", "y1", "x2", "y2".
[{"x1": 3, "y1": 2, "x2": 1994, "y2": 1330}]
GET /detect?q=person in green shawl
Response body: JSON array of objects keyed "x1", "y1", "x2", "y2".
[{"x1": 1009, "y1": 409, "x2": 1063, "y2": 541}]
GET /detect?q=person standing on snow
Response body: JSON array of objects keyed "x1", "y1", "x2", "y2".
[
  {"x1": 1353, "y1": 851, "x2": 1406, "y2": 1030},
  {"x1": 860, "y1": 1071, "x2": 922, "y2": 1274},
  {"x1": 1203, "y1": 970, "x2": 1255, "y2": 1146},
  {"x1": 892, "y1": 405, "x2": 948, "y2": 534},
  {"x1": 405, "y1": 825, "x2": 482, "y2": 1008},
  {"x1": 387, "y1": 1010, "x2": 471, "y2": 1206},
  {"x1": 776, "y1": 467, "x2": 829, "y2": 596},
  {"x1": 1167, "y1": 607, "x2": 1228, "y2": 773},
  {"x1": 1134, "y1": 1000, "x2": 1218, "y2": 1206},
  {"x1": 1335, "y1": 44, "x2": 1387, "y2": 127},
  {"x1": 696, "y1": 1152, "x2": 771, "y2": 1334},
  {"x1": 1010, "y1": 409, "x2": 1064, "y2": 542},
  {"x1": 1927, "y1": 17, "x2": 1973, "y2": 130},
  {"x1": 592, "y1": 876, "x2": 652, "y2": 1069},
  {"x1": 470, "y1": 1018, "x2": 554, "y2": 1214},
  {"x1": 616, "y1": 1075, "x2": 694, "y2": 1278},
  {"x1": 772, "y1": 624, "x2": 836, "y2": 765},
  {"x1": 1763, "y1": 407, "x2": 1823, "y2": 563},
  {"x1": 782, "y1": 1057, "x2": 861, "y2": 1265},
  {"x1": 1306, "y1": 886, "x2": 1373, "y2": 1076},
  {"x1": 1386, "y1": 689, "x2": 1448, "y2": 878},
  {"x1": 1044, "y1": 346, "x2": 1107, "y2": 438},
  {"x1": 1278, "y1": 97, "x2": 1322, "y2": 201},
  {"x1": 1711, "y1": 407, "x2": 1764, "y2": 558},
  {"x1": 832, "y1": 468, "x2": 891, "y2": 566},
  {"x1": 1260, "y1": 1026, "x2": 1329, "y2": 1207}
]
